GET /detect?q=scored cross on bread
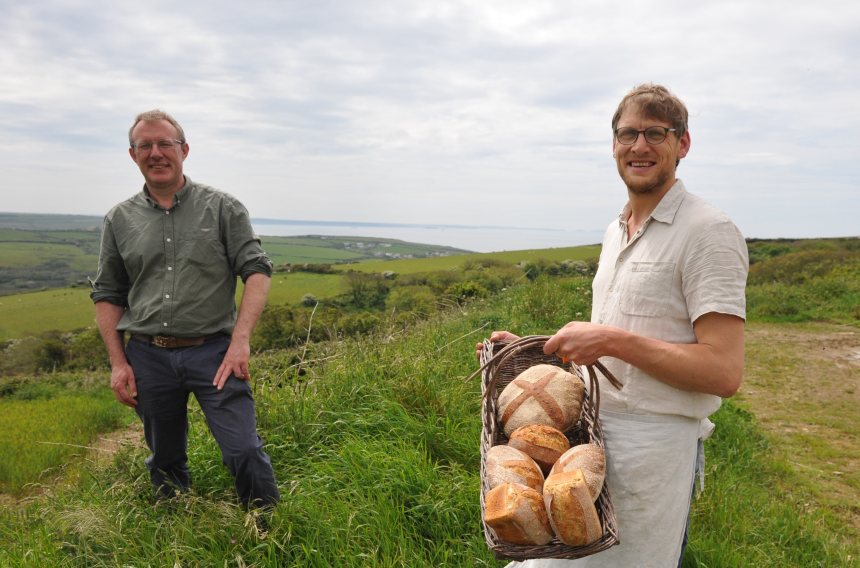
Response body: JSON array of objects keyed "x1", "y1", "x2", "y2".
[{"x1": 497, "y1": 364, "x2": 585, "y2": 437}]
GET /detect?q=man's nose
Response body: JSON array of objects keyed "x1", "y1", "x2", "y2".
[{"x1": 630, "y1": 131, "x2": 650, "y2": 150}]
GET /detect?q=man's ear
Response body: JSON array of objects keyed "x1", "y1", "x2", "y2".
[{"x1": 677, "y1": 130, "x2": 691, "y2": 160}]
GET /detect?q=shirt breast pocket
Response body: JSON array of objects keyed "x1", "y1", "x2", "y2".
[{"x1": 620, "y1": 262, "x2": 676, "y2": 317}]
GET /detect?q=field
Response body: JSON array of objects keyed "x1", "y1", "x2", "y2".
[
  {"x1": 0, "y1": 278, "x2": 857, "y2": 566},
  {"x1": 0, "y1": 213, "x2": 474, "y2": 297},
  {"x1": 0, "y1": 230, "x2": 858, "y2": 566},
  {"x1": 0, "y1": 244, "x2": 598, "y2": 341}
]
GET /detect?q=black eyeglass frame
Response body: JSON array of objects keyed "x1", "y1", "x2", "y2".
[{"x1": 613, "y1": 126, "x2": 677, "y2": 145}]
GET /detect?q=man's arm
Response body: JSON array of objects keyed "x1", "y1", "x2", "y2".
[
  {"x1": 213, "y1": 272, "x2": 271, "y2": 390},
  {"x1": 543, "y1": 312, "x2": 745, "y2": 397},
  {"x1": 95, "y1": 300, "x2": 138, "y2": 407}
]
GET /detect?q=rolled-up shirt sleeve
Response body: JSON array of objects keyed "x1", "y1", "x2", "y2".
[
  {"x1": 222, "y1": 197, "x2": 273, "y2": 282},
  {"x1": 90, "y1": 216, "x2": 130, "y2": 307}
]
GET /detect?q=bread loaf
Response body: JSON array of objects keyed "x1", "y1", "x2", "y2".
[
  {"x1": 543, "y1": 470, "x2": 602, "y2": 547},
  {"x1": 508, "y1": 424, "x2": 570, "y2": 475},
  {"x1": 550, "y1": 443, "x2": 606, "y2": 500},
  {"x1": 497, "y1": 364, "x2": 585, "y2": 437},
  {"x1": 484, "y1": 482, "x2": 555, "y2": 546},
  {"x1": 485, "y1": 445, "x2": 545, "y2": 492}
]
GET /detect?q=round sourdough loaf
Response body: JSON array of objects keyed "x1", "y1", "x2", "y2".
[
  {"x1": 485, "y1": 444, "x2": 545, "y2": 492},
  {"x1": 542, "y1": 469, "x2": 602, "y2": 547},
  {"x1": 484, "y1": 482, "x2": 555, "y2": 546},
  {"x1": 549, "y1": 443, "x2": 606, "y2": 501},
  {"x1": 508, "y1": 424, "x2": 570, "y2": 475},
  {"x1": 497, "y1": 364, "x2": 585, "y2": 437}
]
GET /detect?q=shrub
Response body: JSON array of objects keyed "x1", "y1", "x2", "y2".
[
  {"x1": 444, "y1": 281, "x2": 489, "y2": 305},
  {"x1": 66, "y1": 328, "x2": 109, "y2": 371},
  {"x1": 344, "y1": 271, "x2": 389, "y2": 309},
  {"x1": 386, "y1": 286, "x2": 438, "y2": 318}
]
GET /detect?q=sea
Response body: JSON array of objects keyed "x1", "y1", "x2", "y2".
[{"x1": 251, "y1": 219, "x2": 605, "y2": 254}]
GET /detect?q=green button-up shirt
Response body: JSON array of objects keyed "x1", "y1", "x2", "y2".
[{"x1": 90, "y1": 177, "x2": 272, "y2": 337}]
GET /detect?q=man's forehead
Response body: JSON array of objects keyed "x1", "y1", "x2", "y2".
[
  {"x1": 132, "y1": 119, "x2": 178, "y2": 136},
  {"x1": 617, "y1": 106, "x2": 671, "y2": 126}
]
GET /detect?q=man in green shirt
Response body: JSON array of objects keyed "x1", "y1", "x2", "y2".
[{"x1": 91, "y1": 110, "x2": 279, "y2": 513}]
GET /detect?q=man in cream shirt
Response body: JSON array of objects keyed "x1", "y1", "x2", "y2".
[{"x1": 487, "y1": 84, "x2": 748, "y2": 567}]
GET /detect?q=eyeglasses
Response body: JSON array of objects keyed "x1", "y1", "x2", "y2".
[
  {"x1": 131, "y1": 139, "x2": 185, "y2": 154},
  {"x1": 614, "y1": 126, "x2": 676, "y2": 145}
]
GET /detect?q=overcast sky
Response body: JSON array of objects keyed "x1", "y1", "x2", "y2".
[{"x1": 1, "y1": 0, "x2": 858, "y2": 243}]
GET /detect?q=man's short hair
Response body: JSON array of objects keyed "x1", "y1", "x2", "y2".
[
  {"x1": 128, "y1": 110, "x2": 186, "y2": 146},
  {"x1": 611, "y1": 84, "x2": 689, "y2": 138}
]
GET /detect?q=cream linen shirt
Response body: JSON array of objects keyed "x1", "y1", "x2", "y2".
[{"x1": 591, "y1": 180, "x2": 748, "y2": 419}]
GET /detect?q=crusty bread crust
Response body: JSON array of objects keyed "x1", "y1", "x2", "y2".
[
  {"x1": 508, "y1": 424, "x2": 571, "y2": 475},
  {"x1": 486, "y1": 444, "x2": 545, "y2": 492},
  {"x1": 498, "y1": 364, "x2": 585, "y2": 436},
  {"x1": 484, "y1": 482, "x2": 555, "y2": 546},
  {"x1": 543, "y1": 470, "x2": 602, "y2": 546},
  {"x1": 550, "y1": 443, "x2": 606, "y2": 501}
]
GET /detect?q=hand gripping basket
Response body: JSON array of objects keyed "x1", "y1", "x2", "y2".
[{"x1": 475, "y1": 335, "x2": 620, "y2": 561}]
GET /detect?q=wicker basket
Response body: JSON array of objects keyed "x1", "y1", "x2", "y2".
[{"x1": 477, "y1": 335, "x2": 620, "y2": 561}]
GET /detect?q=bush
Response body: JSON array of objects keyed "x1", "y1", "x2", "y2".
[
  {"x1": 386, "y1": 286, "x2": 438, "y2": 318},
  {"x1": 444, "y1": 281, "x2": 489, "y2": 305},
  {"x1": 66, "y1": 328, "x2": 109, "y2": 371},
  {"x1": 344, "y1": 271, "x2": 389, "y2": 309}
]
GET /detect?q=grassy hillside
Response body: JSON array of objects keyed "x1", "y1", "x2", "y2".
[
  {"x1": 0, "y1": 278, "x2": 856, "y2": 566},
  {"x1": 0, "y1": 245, "x2": 598, "y2": 342},
  {"x1": 0, "y1": 222, "x2": 471, "y2": 296}
]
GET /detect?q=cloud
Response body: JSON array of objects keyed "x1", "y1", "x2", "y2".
[{"x1": 0, "y1": 0, "x2": 858, "y2": 242}]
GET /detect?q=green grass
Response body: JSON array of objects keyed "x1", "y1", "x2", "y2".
[
  {"x1": 0, "y1": 246, "x2": 598, "y2": 341},
  {"x1": 337, "y1": 245, "x2": 601, "y2": 274},
  {"x1": 267, "y1": 272, "x2": 347, "y2": 304},
  {"x1": 0, "y1": 391, "x2": 129, "y2": 493},
  {"x1": 0, "y1": 279, "x2": 856, "y2": 566},
  {"x1": 0, "y1": 288, "x2": 95, "y2": 340}
]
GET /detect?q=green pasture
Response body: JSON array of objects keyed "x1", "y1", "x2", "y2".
[
  {"x1": 0, "y1": 242, "x2": 95, "y2": 270},
  {"x1": 0, "y1": 288, "x2": 95, "y2": 340},
  {"x1": 0, "y1": 273, "x2": 345, "y2": 341},
  {"x1": 0, "y1": 246, "x2": 597, "y2": 341},
  {"x1": 339, "y1": 244, "x2": 602, "y2": 274},
  {"x1": 263, "y1": 240, "x2": 365, "y2": 265},
  {"x1": 267, "y1": 272, "x2": 346, "y2": 304}
]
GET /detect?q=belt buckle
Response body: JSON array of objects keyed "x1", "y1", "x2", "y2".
[{"x1": 153, "y1": 335, "x2": 172, "y2": 348}]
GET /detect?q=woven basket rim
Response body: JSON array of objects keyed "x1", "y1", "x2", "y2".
[{"x1": 478, "y1": 335, "x2": 620, "y2": 561}]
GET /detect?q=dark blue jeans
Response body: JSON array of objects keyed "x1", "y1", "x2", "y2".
[{"x1": 126, "y1": 335, "x2": 279, "y2": 509}]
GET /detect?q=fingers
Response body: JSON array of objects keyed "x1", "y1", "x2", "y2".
[
  {"x1": 213, "y1": 362, "x2": 252, "y2": 390},
  {"x1": 543, "y1": 334, "x2": 559, "y2": 356},
  {"x1": 489, "y1": 331, "x2": 519, "y2": 343},
  {"x1": 111, "y1": 368, "x2": 138, "y2": 408}
]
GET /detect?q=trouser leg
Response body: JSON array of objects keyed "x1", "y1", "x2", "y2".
[
  {"x1": 126, "y1": 340, "x2": 191, "y2": 499},
  {"x1": 179, "y1": 337, "x2": 280, "y2": 508}
]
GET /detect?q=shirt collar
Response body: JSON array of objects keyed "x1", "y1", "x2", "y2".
[
  {"x1": 141, "y1": 176, "x2": 192, "y2": 209},
  {"x1": 617, "y1": 179, "x2": 688, "y2": 228}
]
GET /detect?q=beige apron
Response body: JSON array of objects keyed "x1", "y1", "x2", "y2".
[{"x1": 507, "y1": 410, "x2": 701, "y2": 568}]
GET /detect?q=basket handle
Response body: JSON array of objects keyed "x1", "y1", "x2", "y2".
[{"x1": 467, "y1": 335, "x2": 623, "y2": 397}]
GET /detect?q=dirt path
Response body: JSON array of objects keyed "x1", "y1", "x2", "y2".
[{"x1": 740, "y1": 321, "x2": 860, "y2": 532}]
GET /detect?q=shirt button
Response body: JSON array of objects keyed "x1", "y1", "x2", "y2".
[
  {"x1": 165, "y1": 211, "x2": 170, "y2": 215},
  {"x1": 165, "y1": 294, "x2": 170, "y2": 299},
  {"x1": 167, "y1": 266, "x2": 173, "y2": 271},
  {"x1": 163, "y1": 322, "x2": 168, "y2": 327},
  {"x1": 166, "y1": 238, "x2": 171, "y2": 243}
]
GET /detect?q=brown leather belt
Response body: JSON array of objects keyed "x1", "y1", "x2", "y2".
[{"x1": 131, "y1": 334, "x2": 223, "y2": 349}]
